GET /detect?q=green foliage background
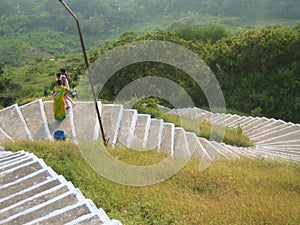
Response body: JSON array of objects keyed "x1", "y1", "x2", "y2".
[
  {"x1": 0, "y1": 0, "x2": 299, "y2": 123},
  {"x1": 90, "y1": 27, "x2": 300, "y2": 123}
]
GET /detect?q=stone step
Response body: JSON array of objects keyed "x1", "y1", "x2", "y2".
[
  {"x1": 248, "y1": 120, "x2": 288, "y2": 139},
  {"x1": 0, "y1": 168, "x2": 57, "y2": 198},
  {"x1": 145, "y1": 118, "x2": 163, "y2": 150},
  {"x1": 214, "y1": 114, "x2": 242, "y2": 127},
  {"x1": 185, "y1": 132, "x2": 209, "y2": 160},
  {"x1": 0, "y1": 149, "x2": 121, "y2": 225},
  {"x1": 0, "y1": 127, "x2": 13, "y2": 145},
  {"x1": 72, "y1": 101, "x2": 98, "y2": 142},
  {"x1": 130, "y1": 114, "x2": 151, "y2": 150},
  {"x1": 242, "y1": 118, "x2": 275, "y2": 136},
  {"x1": 261, "y1": 139, "x2": 300, "y2": 146},
  {"x1": 233, "y1": 147, "x2": 260, "y2": 159},
  {"x1": 6, "y1": 99, "x2": 299, "y2": 163},
  {"x1": 101, "y1": 104, "x2": 123, "y2": 146},
  {"x1": 19, "y1": 99, "x2": 51, "y2": 141},
  {"x1": 27, "y1": 200, "x2": 118, "y2": 225},
  {"x1": 217, "y1": 143, "x2": 244, "y2": 158},
  {"x1": 226, "y1": 117, "x2": 258, "y2": 133},
  {"x1": 0, "y1": 104, "x2": 32, "y2": 141},
  {"x1": 253, "y1": 146, "x2": 300, "y2": 161},
  {"x1": 0, "y1": 189, "x2": 83, "y2": 225},
  {"x1": 242, "y1": 117, "x2": 271, "y2": 135},
  {"x1": 210, "y1": 141, "x2": 241, "y2": 159},
  {"x1": 256, "y1": 130, "x2": 300, "y2": 144},
  {"x1": 209, "y1": 113, "x2": 232, "y2": 127},
  {"x1": 257, "y1": 145, "x2": 300, "y2": 158},
  {"x1": 173, "y1": 127, "x2": 190, "y2": 159},
  {"x1": 253, "y1": 125, "x2": 300, "y2": 143},
  {"x1": 2, "y1": 100, "x2": 300, "y2": 164},
  {"x1": 0, "y1": 152, "x2": 31, "y2": 167},
  {"x1": 65, "y1": 212, "x2": 108, "y2": 225},
  {"x1": 159, "y1": 123, "x2": 175, "y2": 156},
  {"x1": 198, "y1": 137, "x2": 227, "y2": 160},
  {"x1": 0, "y1": 150, "x2": 27, "y2": 163},
  {"x1": 24, "y1": 201, "x2": 98, "y2": 225},
  {"x1": 168, "y1": 107, "x2": 213, "y2": 122},
  {"x1": 0, "y1": 182, "x2": 74, "y2": 220},
  {"x1": 260, "y1": 144, "x2": 300, "y2": 150},
  {"x1": 116, "y1": 109, "x2": 138, "y2": 148},
  {"x1": 66, "y1": 213, "x2": 122, "y2": 225},
  {"x1": 0, "y1": 153, "x2": 36, "y2": 172},
  {"x1": 241, "y1": 147, "x2": 270, "y2": 159},
  {"x1": 43, "y1": 101, "x2": 76, "y2": 143},
  {"x1": 250, "y1": 146, "x2": 299, "y2": 161},
  {"x1": 0, "y1": 159, "x2": 47, "y2": 185},
  {"x1": 197, "y1": 111, "x2": 214, "y2": 122},
  {"x1": 0, "y1": 177, "x2": 62, "y2": 210}
]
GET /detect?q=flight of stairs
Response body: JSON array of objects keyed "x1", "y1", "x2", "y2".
[
  {"x1": 0, "y1": 148, "x2": 121, "y2": 225},
  {"x1": 167, "y1": 107, "x2": 300, "y2": 161},
  {"x1": 0, "y1": 99, "x2": 300, "y2": 224}
]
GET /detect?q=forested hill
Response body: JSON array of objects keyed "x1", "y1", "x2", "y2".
[
  {"x1": 1, "y1": 0, "x2": 300, "y2": 66},
  {"x1": 0, "y1": 1, "x2": 299, "y2": 123}
]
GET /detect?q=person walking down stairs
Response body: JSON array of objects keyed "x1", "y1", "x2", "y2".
[
  {"x1": 52, "y1": 79, "x2": 68, "y2": 120},
  {"x1": 60, "y1": 69, "x2": 75, "y2": 109}
]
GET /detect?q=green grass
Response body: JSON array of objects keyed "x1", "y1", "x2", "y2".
[{"x1": 3, "y1": 140, "x2": 300, "y2": 225}]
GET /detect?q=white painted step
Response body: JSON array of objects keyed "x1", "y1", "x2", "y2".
[
  {"x1": 198, "y1": 137, "x2": 227, "y2": 160},
  {"x1": 117, "y1": 109, "x2": 138, "y2": 148},
  {"x1": 253, "y1": 125, "x2": 300, "y2": 143},
  {"x1": 173, "y1": 127, "x2": 190, "y2": 159},
  {"x1": 0, "y1": 104, "x2": 32, "y2": 141},
  {"x1": 159, "y1": 123, "x2": 175, "y2": 156},
  {"x1": 0, "y1": 150, "x2": 123, "y2": 225},
  {"x1": 43, "y1": 101, "x2": 76, "y2": 143},
  {"x1": 145, "y1": 118, "x2": 163, "y2": 150},
  {"x1": 0, "y1": 178, "x2": 62, "y2": 210},
  {"x1": 101, "y1": 104, "x2": 123, "y2": 146},
  {"x1": 72, "y1": 101, "x2": 98, "y2": 141},
  {"x1": 0, "y1": 127, "x2": 13, "y2": 145},
  {"x1": 19, "y1": 99, "x2": 51, "y2": 141},
  {"x1": 185, "y1": 132, "x2": 209, "y2": 160},
  {"x1": 242, "y1": 117, "x2": 271, "y2": 135},
  {"x1": 210, "y1": 141, "x2": 241, "y2": 159},
  {"x1": 130, "y1": 114, "x2": 151, "y2": 150},
  {"x1": 248, "y1": 120, "x2": 288, "y2": 139}
]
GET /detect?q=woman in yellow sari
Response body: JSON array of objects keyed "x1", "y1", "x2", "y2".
[{"x1": 52, "y1": 80, "x2": 68, "y2": 120}]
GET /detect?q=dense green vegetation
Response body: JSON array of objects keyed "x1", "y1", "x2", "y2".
[
  {"x1": 3, "y1": 140, "x2": 300, "y2": 224},
  {"x1": 0, "y1": 0, "x2": 299, "y2": 123},
  {"x1": 1, "y1": 25, "x2": 299, "y2": 123},
  {"x1": 1, "y1": 0, "x2": 300, "y2": 66},
  {"x1": 202, "y1": 26, "x2": 300, "y2": 122},
  {"x1": 91, "y1": 26, "x2": 300, "y2": 123},
  {"x1": 0, "y1": 54, "x2": 83, "y2": 107}
]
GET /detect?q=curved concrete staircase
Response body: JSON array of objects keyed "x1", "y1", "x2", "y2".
[
  {"x1": 167, "y1": 107, "x2": 300, "y2": 161},
  {"x1": 0, "y1": 99, "x2": 300, "y2": 224}
]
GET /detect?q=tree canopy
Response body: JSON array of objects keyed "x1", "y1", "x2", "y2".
[{"x1": 89, "y1": 26, "x2": 300, "y2": 123}]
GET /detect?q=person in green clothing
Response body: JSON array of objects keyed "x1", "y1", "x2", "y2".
[{"x1": 52, "y1": 79, "x2": 68, "y2": 120}]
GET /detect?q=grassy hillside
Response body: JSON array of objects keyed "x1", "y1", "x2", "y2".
[{"x1": 3, "y1": 140, "x2": 300, "y2": 225}]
